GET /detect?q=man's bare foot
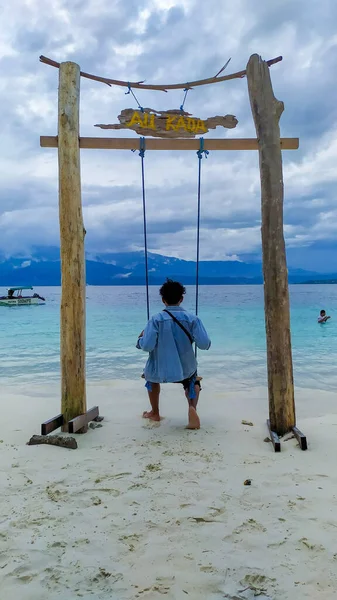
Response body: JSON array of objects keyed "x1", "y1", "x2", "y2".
[
  {"x1": 142, "y1": 410, "x2": 161, "y2": 422},
  {"x1": 186, "y1": 406, "x2": 200, "y2": 430}
]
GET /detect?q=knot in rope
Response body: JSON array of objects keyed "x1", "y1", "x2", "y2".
[
  {"x1": 139, "y1": 137, "x2": 146, "y2": 158},
  {"x1": 196, "y1": 137, "x2": 209, "y2": 160},
  {"x1": 125, "y1": 82, "x2": 144, "y2": 112}
]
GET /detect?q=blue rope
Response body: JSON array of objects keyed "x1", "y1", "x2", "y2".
[
  {"x1": 195, "y1": 138, "x2": 209, "y2": 357},
  {"x1": 139, "y1": 137, "x2": 150, "y2": 320},
  {"x1": 180, "y1": 86, "x2": 190, "y2": 112},
  {"x1": 126, "y1": 83, "x2": 144, "y2": 112}
]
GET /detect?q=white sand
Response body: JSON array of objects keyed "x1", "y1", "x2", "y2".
[{"x1": 1, "y1": 379, "x2": 337, "y2": 599}]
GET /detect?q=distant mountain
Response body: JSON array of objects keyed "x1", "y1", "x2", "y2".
[
  {"x1": 0, "y1": 247, "x2": 336, "y2": 287},
  {"x1": 301, "y1": 279, "x2": 337, "y2": 285}
]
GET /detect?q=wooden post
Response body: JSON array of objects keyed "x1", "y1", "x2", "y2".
[
  {"x1": 246, "y1": 54, "x2": 296, "y2": 436},
  {"x1": 58, "y1": 62, "x2": 87, "y2": 431}
]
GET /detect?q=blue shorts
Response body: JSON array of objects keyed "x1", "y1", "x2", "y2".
[
  {"x1": 144, "y1": 372, "x2": 201, "y2": 399},
  {"x1": 176, "y1": 372, "x2": 201, "y2": 391}
]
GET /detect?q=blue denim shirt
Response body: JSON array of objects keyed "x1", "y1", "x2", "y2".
[{"x1": 136, "y1": 305, "x2": 211, "y2": 383}]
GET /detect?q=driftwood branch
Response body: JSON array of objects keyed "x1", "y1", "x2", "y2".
[
  {"x1": 95, "y1": 108, "x2": 238, "y2": 138},
  {"x1": 39, "y1": 55, "x2": 282, "y2": 92},
  {"x1": 27, "y1": 435, "x2": 78, "y2": 449},
  {"x1": 213, "y1": 58, "x2": 231, "y2": 78}
]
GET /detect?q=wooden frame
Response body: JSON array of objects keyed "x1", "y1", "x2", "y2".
[
  {"x1": 39, "y1": 53, "x2": 307, "y2": 451},
  {"x1": 40, "y1": 407, "x2": 101, "y2": 436},
  {"x1": 267, "y1": 421, "x2": 307, "y2": 452}
]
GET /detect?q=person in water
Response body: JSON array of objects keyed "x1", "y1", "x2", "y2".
[
  {"x1": 136, "y1": 279, "x2": 211, "y2": 429},
  {"x1": 318, "y1": 309, "x2": 331, "y2": 323}
]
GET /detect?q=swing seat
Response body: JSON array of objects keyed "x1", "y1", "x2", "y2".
[{"x1": 141, "y1": 374, "x2": 203, "y2": 382}]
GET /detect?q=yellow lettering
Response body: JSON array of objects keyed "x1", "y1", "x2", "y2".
[
  {"x1": 166, "y1": 115, "x2": 177, "y2": 130},
  {"x1": 186, "y1": 118, "x2": 197, "y2": 132},
  {"x1": 175, "y1": 115, "x2": 188, "y2": 131},
  {"x1": 148, "y1": 114, "x2": 156, "y2": 130},
  {"x1": 195, "y1": 119, "x2": 207, "y2": 133},
  {"x1": 126, "y1": 111, "x2": 144, "y2": 128},
  {"x1": 136, "y1": 112, "x2": 156, "y2": 130}
]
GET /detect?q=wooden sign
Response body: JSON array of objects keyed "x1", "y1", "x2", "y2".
[{"x1": 95, "y1": 108, "x2": 238, "y2": 138}]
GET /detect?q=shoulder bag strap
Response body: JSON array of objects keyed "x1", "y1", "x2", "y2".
[{"x1": 163, "y1": 309, "x2": 193, "y2": 344}]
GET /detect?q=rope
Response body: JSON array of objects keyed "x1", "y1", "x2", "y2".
[
  {"x1": 126, "y1": 83, "x2": 144, "y2": 112},
  {"x1": 195, "y1": 138, "x2": 209, "y2": 357},
  {"x1": 139, "y1": 137, "x2": 150, "y2": 320},
  {"x1": 180, "y1": 86, "x2": 190, "y2": 112}
]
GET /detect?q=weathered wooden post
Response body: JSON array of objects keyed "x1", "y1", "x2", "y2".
[
  {"x1": 246, "y1": 54, "x2": 296, "y2": 436},
  {"x1": 58, "y1": 61, "x2": 87, "y2": 431}
]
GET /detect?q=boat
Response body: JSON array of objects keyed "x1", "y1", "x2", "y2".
[{"x1": 0, "y1": 286, "x2": 46, "y2": 306}]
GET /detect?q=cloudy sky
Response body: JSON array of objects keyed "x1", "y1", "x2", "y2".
[{"x1": 1, "y1": 0, "x2": 337, "y2": 270}]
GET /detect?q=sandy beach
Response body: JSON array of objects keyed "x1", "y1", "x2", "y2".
[{"x1": 1, "y1": 379, "x2": 337, "y2": 599}]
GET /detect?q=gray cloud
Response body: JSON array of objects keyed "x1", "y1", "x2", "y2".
[{"x1": 1, "y1": 0, "x2": 337, "y2": 267}]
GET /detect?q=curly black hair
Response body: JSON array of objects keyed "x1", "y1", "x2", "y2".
[{"x1": 159, "y1": 279, "x2": 186, "y2": 305}]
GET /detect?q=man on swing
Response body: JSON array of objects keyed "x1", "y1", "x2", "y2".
[{"x1": 137, "y1": 279, "x2": 211, "y2": 429}]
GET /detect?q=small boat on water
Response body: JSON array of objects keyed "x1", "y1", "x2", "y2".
[{"x1": 0, "y1": 286, "x2": 46, "y2": 306}]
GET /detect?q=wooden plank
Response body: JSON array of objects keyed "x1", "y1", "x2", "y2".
[
  {"x1": 41, "y1": 413, "x2": 64, "y2": 436},
  {"x1": 58, "y1": 61, "x2": 87, "y2": 432},
  {"x1": 267, "y1": 419, "x2": 281, "y2": 452},
  {"x1": 247, "y1": 54, "x2": 296, "y2": 436},
  {"x1": 68, "y1": 406, "x2": 99, "y2": 434},
  {"x1": 292, "y1": 426, "x2": 308, "y2": 451},
  {"x1": 40, "y1": 136, "x2": 299, "y2": 151}
]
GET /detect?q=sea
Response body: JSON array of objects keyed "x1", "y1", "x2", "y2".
[{"x1": 0, "y1": 284, "x2": 336, "y2": 391}]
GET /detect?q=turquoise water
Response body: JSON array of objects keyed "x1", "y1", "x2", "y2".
[{"x1": 0, "y1": 285, "x2": 336, "y2": 391}]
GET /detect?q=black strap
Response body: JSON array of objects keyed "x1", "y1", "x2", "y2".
[{"x1": 163, "y1": 309, "x2": 193, "y2": 344}]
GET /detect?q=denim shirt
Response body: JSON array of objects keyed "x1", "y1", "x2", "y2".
[{"x1": 136, "y1": 305, "x2": 211, "y2": 383}]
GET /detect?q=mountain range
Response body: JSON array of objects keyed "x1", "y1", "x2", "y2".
[{"x1": 0, "y1": 246, "x2": 335, "y2": 287}]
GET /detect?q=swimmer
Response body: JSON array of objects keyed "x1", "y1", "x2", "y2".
[{"x1": 318, "y1": 309, "x2": 331, "y2": 323}]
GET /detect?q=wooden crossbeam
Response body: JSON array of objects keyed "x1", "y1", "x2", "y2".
[
  {"x1": 68, "y1": 406, "x2": 99, "y2": 434},
  {"x1": 40, "y1": 136, "x2": 299, "y2": 151}
]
